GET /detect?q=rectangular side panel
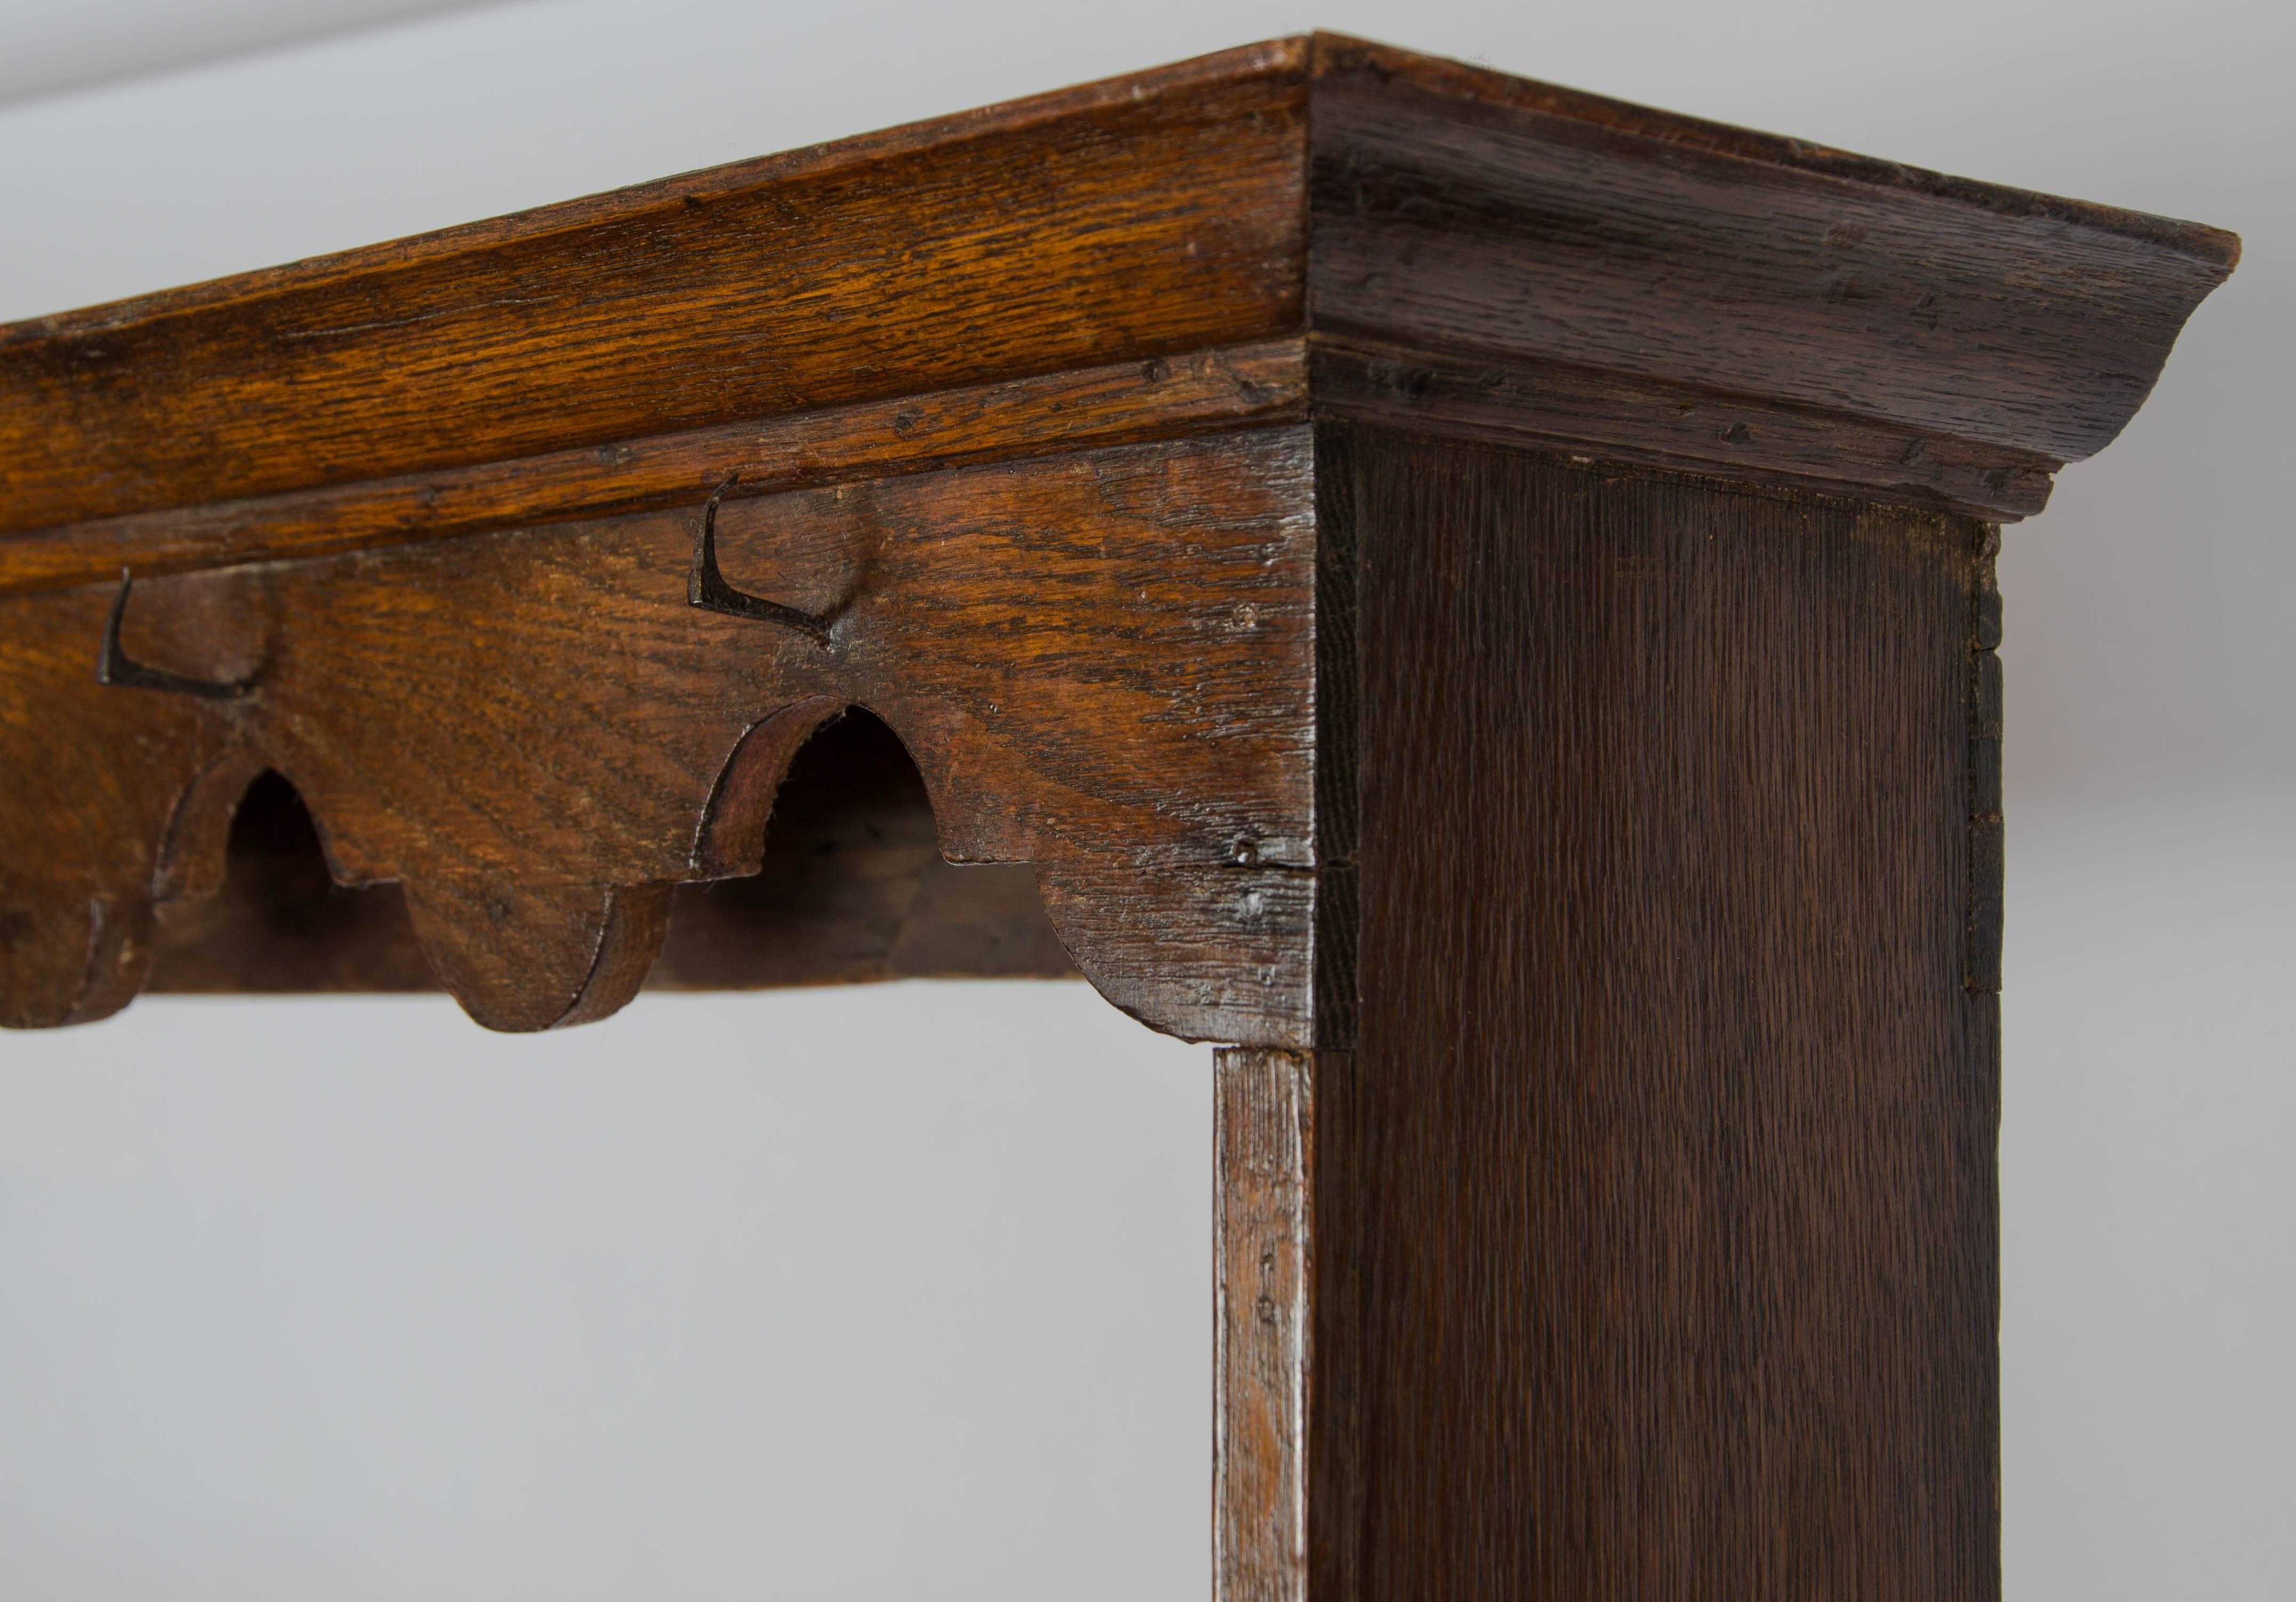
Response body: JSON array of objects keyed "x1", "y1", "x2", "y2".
[{"x1": 1322, "y1": 425, "x2": 2000, "y2": 1599}]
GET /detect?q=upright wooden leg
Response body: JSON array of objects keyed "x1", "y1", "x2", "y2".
[
  {"x1": 1216, "y1": 1046, "x2": 1317, "y2": 1602},
  {"x1": 1212, "y1": 426, "x2": 2003, "y2": 1600}
]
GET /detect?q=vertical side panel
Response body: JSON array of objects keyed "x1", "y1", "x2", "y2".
[{"x1": 1328, "y1": 426, "x2": 2000, "y2": 1599}]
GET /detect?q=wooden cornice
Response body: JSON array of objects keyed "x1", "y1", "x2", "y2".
[
  {"x1": 0, "y1": 36, "x2": 2234, "y2": 1039},
  {"x1": 0, "y1": 33, "x2": 2236, "y2": 568}
]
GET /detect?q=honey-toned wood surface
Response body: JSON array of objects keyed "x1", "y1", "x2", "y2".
[
  {"x1": 0, "y1": 32, "x2": 2233, "y2": 560},
  {"x1": 0, "y1": 32, "x2": 2239, "y2": 1602},
  {"x1": 0, "y1": 344, "x2": 1308, "y2": 597},
  {"x1": 147, "y1": 717, "x2": 1080, "y2": 995},
  {"x1": 3, "y1": 430, "x2": 1317, "y2": 1038},
  {"x1": 0, "y1": 43, "x2": 1311, "y2": 535},
  {"x1": 0, "y1": 35, "x2": 2231, "y2": 1034}
]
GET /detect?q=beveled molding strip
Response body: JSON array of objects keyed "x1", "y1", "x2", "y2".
[
  {"x1": 0, "y1": 343, "x2": 1309, "y2": 595},
  {"x1": 1312, "y1": 334, "x2": 2061, "y2": 521},
  {"x1": 2, "y1": 31, "x2": 2238, "y2": 579},
  {"x1": 6, "y1": 336, "x2": 2094, "y2": 603},
  {"x1": 4, "y1": 328, "x2": 2101, "y2": 602}
]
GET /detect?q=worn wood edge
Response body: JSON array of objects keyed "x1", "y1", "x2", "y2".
[
  {"x1": 0, "y1": 892, "x2": 153, "y2": 1029},
  {"x1": 1032, "y1": 862, "x2": 1316, "y2": 1050},
  {"x1": 11, "y1": 424, "x2": 1323, "y2": 1042},
  {"x1": 120, "y1": 693, "x2": 843, "y2": 1032},
  {"x1": 151, "y1": 752, "x2": 273, "y2": 903},
  {"x1": 1306, "y1": 38, "x2": 2238, "y2": 469},
  {"x1": 689, "y1": 699, "x2": 853, "y2": 880},
  {"x1": 140, "y1": 722, "x2": 1083, "y2": 997},
  {"x1": 1309, "y1": 31, "x2": 2238, "y2": 267},
  {"x1": 1311, "y1": 334, "x2": 2061, "y2": 521},
  {"x1": 0, "y1": 342, "x2": 1308, "y2": 595},
  {"x1": 1968, "y1": 527, "x2": 2005, "y2": 993},
  {"x1": 1309, "y1": 423, "x2": 1360, "y2": 1052},
  {"x1": 4, "y1": 33, "x2": 2233, "y2": 544},
  {"x1": 1, "y1": 40, "x2": 1314, "y2": 348},
  {"x1": 1338, "y1": 415, "x2": 2040, "y2": 546},
  {"x1": 1215, "y1": 1045, "x2": 1315, "y2": 1602}
]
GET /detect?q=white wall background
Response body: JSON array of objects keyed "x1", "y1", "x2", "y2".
[{"x1": 1, "y1": 2, "x2": 2289, "y2": 1597}]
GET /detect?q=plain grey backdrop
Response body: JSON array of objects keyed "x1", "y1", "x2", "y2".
[{"x1": 1, "y1": 1, "x2": 2289, "y2": 1597}]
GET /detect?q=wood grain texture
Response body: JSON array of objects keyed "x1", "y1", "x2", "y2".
[
  {"x1": 1967, "y1": 536, "x2": 2005, "y2": 994},
  {"x1": 0, "y1": 587, "x2": 236, "y2": 1027},
  {"x1": 1297, "y1": 425, "x2": 2001, "y2": 1599},
  {"x1": 0, "y1": 32, "x2": 2234, "y2": 562},
  {"x1": 0, "y1": 343, "x2": 1306, "y2": 595},
  {"x1": 3, "y1": 429, "x2": 1318, "y2": 1039},
  {"x1": 1317, "y1": 35, "x2": 2231, "y2": 254},
  {"x1": 1216, "y1": 1046, "x2": 1317, "y2": 1602},
  {"x1": 146, "y1": 718, "x2": 1079, "y2": 993},
  {"x1": 1311, "y1": 334, "x2": 2058, "y2": 522},
  {"x1": 0, "y1": 45, "x2": 1310, "y2": 533},
  {"x1": 1308, "y1": 37, "x2": 2236, "y2": 482}
]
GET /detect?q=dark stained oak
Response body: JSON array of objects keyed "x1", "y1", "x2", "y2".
[
  {"x1": 0, "y1": 33, "x2": 2231, "y2": 555},
  {"x1": 1308, "y1": 42, "x2": 2234, "y2": 470},
  {"x1": 0, "y1": 32, "x2": 2237, "y2": 1602},
  {"x1": 1298, "y1": 425, "x2": 2001, "y2": 1600},
  {"x1": 1310, "y1": 334, "x2": 2058, "y2": 521}
]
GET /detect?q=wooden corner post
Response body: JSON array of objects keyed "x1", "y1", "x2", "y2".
[
  {"x1": 0, "y1": 31, "x2": 2233, "y2": 1600},
  {"x1": 1213, "y1": 37, "x2": 2232, "y2": 1602},
  {"x1": 1223, "y1": 429, "x2": 2010, "y2": 1599}
]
